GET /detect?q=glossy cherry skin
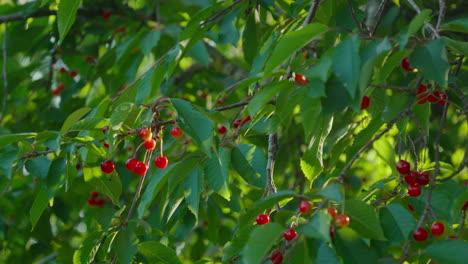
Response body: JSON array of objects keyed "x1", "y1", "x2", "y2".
[
  {"x1": 100, "y1": 160, "x2": 115, "y2": 174},
  {"x1": 233, "y1": 119, "x2": 242, "y2": 128},
  {"x1": 102, "y1": 11, "x2": 112, "y2": 20},
  {"x1": 242, "y1": 115, "x2": 252, "y2": 124},
  {"x1": 256, "y1": 214, "x2": 269, "y2": 225},
  {"x1": 102, "y1": 125, "x2": 109, "y2": 134},
  {"x1": 139, "y1": 128, "x2": 152, "y2": 141},
  {"x1": 335, "y1": 214, "x2": 350, "y2": 227},
  {"x1": 417, "y1": 171, "x2": 430, "y2": 186},
  {"x1": 171, "y1": 127, "x2": 184, "y2": 138},
  {"x1": 217, "y1": 125, "x2": 227, "y2": 134},
  {"x1": 144, "y1": 139, "x2": 156, "y2": 150},
  {"x1": 396, "y1": 160, "x2": 411, "y2": 175},
  {"x1": 134, "y1": 162, "x2": 148, "y2": 176},
  {"x1": 270, "y1": 249, "x2": 283, "y2": 264},
  {"x1": 401, "y1": 57, "x2": 416, "y2": 73},
  {"x1": 404, "y1": 171, "x2": 419, "y2": 185},
  {"x1": 408, "y1": 203, "x2": 415, "y2": 212},
  {"x1": 154, "y1": 156, "x2": 168, "y2": 169},
  {"x1": 408, "y1": 185, "x2": 422, "y2": 197},
  {"x1": 329, "y1": 225, "x2": 335, "y2": 238},
  {"x1": 69, "y1": 70, "x2": 78, "y2": 77},
  {"x1": 360, "y1": 96, "x2": 371, "y2": 110},
  {"x1": 327, "y1": 208, "x2": 338, "y2": 219},
  {"x1": 413, "y1": 228, "x2": 428, "y2": 242},
  {"x1": 416, "y1": 84, "x2": 428, "y2": 104},
  {"x1": 431, "y1": 222, "x2": 444, "y2": 236},
  {"x1": 125, "y1": 158, "x2": 138, "y2": 171},
  {"x1": 283, "y1": 228, "x2": 297, "y2": 241},
  {"x1": 294, "y1": 73, "x2": 308, "y2": 85},
  {"x1": 299, "y1": 201, "x2": 312, "y2": 214}
]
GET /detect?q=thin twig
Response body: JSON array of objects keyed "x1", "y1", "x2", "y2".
[
  {"x1": 370, "y1": 0, "x2": 388, "y2": 36},
  {"x1": 370, "y1": 84, "x2": 414, "y2": 92},
  {"x1": 0, "y1": 23, "x2": 8, "y2": 124},
  {"x1": 200, "y1": 0, "x2": 244, "y2": 27},
  {"x1": 405, "y1": 0, "x2": 440, "y2": 38},
  {"x1": 346, "y1": 0, "x2": 364, "y2": 33},
  {"x1": 303, "y1": 0, "x2": 320, "y2": 25},
  {"x1": 435, "y1": 0, "x2": 446, "y2": 30}
]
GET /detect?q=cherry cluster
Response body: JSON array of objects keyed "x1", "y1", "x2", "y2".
[
  {"x1": 255, "y1": 201, "x2": 350, "y2": 263},
  {"x1": 396, "y1": 160, "x2": 429, "y2": 198},
  {"x1": 87, "y1": 192, "x2": 106, "y2": 207}
]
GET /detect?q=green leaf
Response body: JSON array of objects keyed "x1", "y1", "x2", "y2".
[
  {"x1": 248, "y1": 81, "x2": 291, "y2": 117},
  {"x1": 135, "y1": 68, "x2": 154, "y2": 104},
  {"x1": 114, "y1": 227, "x2": 138, "y2": 264},
  {"x1": 57, "y1": 0, "x2": 81, "y2": 43},
  {"x1": 231, "y1": 144, "x2": 267, "y2": 187},
  {"x1": 378, "y1": 49, "x2": 406, "y2": 83},
  {"x1": 410, "y1": 39, "x2": 449, "y2": 85},
  {"x1": 0, "y1": 149, "x2": 18, "y2": 179},
  {"x1": 317, "y1": 184, "x2": 343, "y2": 204},
  {"x1": 298, "y1": 210, "x2": 332, "y2": 243},
  {"x1": 242, "y1": 12, "x2": 258, "y2": 65},
  {"x1": 304, "y1": 79, "x2": 326, "y2": 98},
  {"x1": 0, "y1": 133, "x2": 37, "y2": 148},
  {"x1": 83, "y1": 166, "x2": 121, "y2": 206},
  {"x1": 171, "y1": 99, "x2": 214, "y2": 155},
  {"x1": 203, "y1": 148, "x2": 230, "y2": 200},
  {"x1": 333, "y1": 35, "x2": 361, "y2": 99},
  {"x1": 374, "y1": 138, "x2": 397, "y2": 173},
  {"x1": 26, "y1": 157, "x2": 51, "y2": 180},
  {"x1": 109, "y1": 103, "x2": 142, "y2": 130},
  {"x1": 316, "y1": 242, "x2": 340, "y2": 264},
  {"x1": 60, "y1": 107, "x2": 91, "y2": 133},
  {"x1": 303, "y1": 49, "x2": 333, "y2": 82},
  {"x1": 184, "y1": 168, "x2": 202, "y2": 217},
  {"x1": 73, "y1": 231, "x2": 104, "y2": 264},
  {"x1": 239, "y1": 190, "x2": 297, "y2": 227},
  {"x1": 408, "y1": 9, "x2": 431, "y2": 35},
  {"x1": 264, "y1": 23, "x2": 328, "y2": 73},
  {"x1": 379, "y1": 203, "x2": 416, "y2": 242},
  {"x1": 442, "y1": 37, "x2": 468, "y2": 57},
  {"x1": 223, "y1": 226, "x2": 255, "y2": 262},
  {"x1": 425, "y1": 240, "x2": 468, "y2": 264},
  {"x1": 140, "y1": 30, "x2": 161, "y2": 55},
  {"x1": 381, "y1": 93, "x2": 410, "y2": 122},
  {"x1": 335, "y1": 227, "x2": 379, "y2": 264},
  {"x1": 441, "y1": 18, "x2": 468, "y2": 33},
  {"x1": 344, "y1": 200, "x2": 386, "y2": 240},
  {"x1": 242, "y1": 223, "x2": 284, "y2": 264},
  {"x1": 138, "y1": 241, "x2": 182, "y2": 264},
  {"x1": 71, "y1": 117, "x2": 107, "y2": 131},
  {"x1": 30, "y1": 187, "x2": 49, "y2": 229},
  {"x1": 411, "y1": 102, "x2": 431, "y2": 134},
  {"x1": 47, "y1": 157, "x2": 66, "y2": 193},
  {"x1": 188, "y1": 40, "x2": 209, "y2": 66}
]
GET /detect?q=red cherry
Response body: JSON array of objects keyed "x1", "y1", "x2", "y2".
[
  {"x1": 113, "y1": 26, "x2": 127, "y2": 34},
  {"x1": 139, "y1": 128, "x2": 152, "y2": 141},
  {"x1": 125, "y1": 158, "x2": 138, "y2": 171},
  {"x1": 88, "y1": 199, "x2": 96, "y2": 206},
  {"x1": 294, "y1": 73, "x2": 308, "y2": 85},
  {"x1": 103, "y1": 142, "x2": 110, "y2": 149},
  {"x1": 85, "y1": 56, "x2": 95, "y2": 63},
  {"x1": 75, "y1": 163, "x2": 82, "y2": 170},
  {"x1": 408, "y1": 203, "x2": 415, "y2": 211},
  {"x1": 134, "y1": 162, "x2": 148, "y2": 176},
  {"x1": 413, "y1": 228, "x2": 428, "y2": 242},
  {"x1": 427, "y1": 93, "x2": 439, "y2": 103},
  {"x1": 144, "y1": 139, "x2": 156, "y2": 150},
  {"x1": 242, "y1": 115, "x2": 252, "y2": 124},
  {"x1": 299, "y1": 201, "x2": 312, "y2": 214},
  {"x1": 448, "y1": 235, "x2": 458, "y2": 239},
  {"x1": 154, "y1": 156, "x2": 168, "y2": 169},
  {"x1": 335, "y1": 214, "x2": 350, "y2": 227},
  {"x1": 91, "y1": 192, "x2": 99, "y2": 199},
  {"x1": 404, "y1": 171, "x2": 419, "y2": 185},
  {"x1": 57, "y1": 83, "x2": 65, "y2": 91},
  {"x1": 200, "y1": 92, "x2": 208, "y2": 99},
  {"x1": 327, "y1": 208, "x2": 338, "y2": 219},
  {"x1": 102, "y1": 125, "x2": 109, "y2": 134},
  {"x1": 100, "y1": 160, "x2": 115, "y2": 174},
  {"x1": 270, "y1": 249, "x2": 283, "y2": 264},
  {"x1": 69, "y1": 70, "x2": 78, "y2": 77},
  {"x1": 329, "y1": 225, "x2": 335, "y2": 239},
  {"x1": 94, "y1": 199, "x2": 104, "y2": 207},
  {"x1": 417, "y1": 171, "x2": 430, "y2": 186},
  {"x1": 52, "y1": 89, "x2": 60, "y2": 96},
  {"x1": 283, "y1": 228, "x2": 297, "y2": 241},
  {"x1": 437, "y1": 92, "x2": 447, "y2": 106},
  {"x1": 102, "y1": 11, "x2": 112, "y2": 20},
  {"x1": 256, "y1": 214, "x2": 269, "y2": 225},
  {"x1": 59, "y1": 67, "x2": 67, "y2": 73},
  {"x1": 183, "y1": 139, "x2": 190, "y2": 145},
  {"x1": 408, "y1": 185, "x2": 421, "y2": 197},
  {"x1": 396, "y1": 160, "x2": 411, "y2": 175},
  {"x1": 171, "y1": 127, "x2": 184, "y2": 138},
  {"x1": 217, "y1": 125, "x2": 227, "y2": 134},
  {"x1": 233, "y1": 119, "x2": 242, "y2": 128},
  {"x1": 431, "y1": 222, "x2": 445, "y2": 236},
  {"x1": 401, "y1": 57, "x2": 416, "y2": 73},
  {"x1": 462, "y1": 201, "x2": 468, "y2": 211},
  {"x1": 360, "y1": 96, "x2": 371, "y2": 110}
]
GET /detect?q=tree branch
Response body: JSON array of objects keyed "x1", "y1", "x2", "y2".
[
  {"x1": 370, "y1": 0, "x2": 388, "y2": 36},
  {"x1": 303, "y1": 0, "x2": 320, "y2": 26},
  {"x1": 405, "y1": 0, "x2": 440, "y2": 38},
  {"x1": 346, "y1": 0, "x2": 364, "y2": 33},
  {"x1": 435, "y1": 0, "x2": 446, "y2": 30}
]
